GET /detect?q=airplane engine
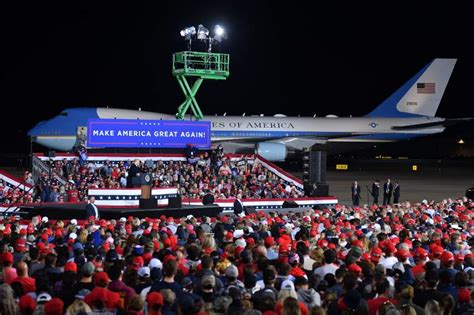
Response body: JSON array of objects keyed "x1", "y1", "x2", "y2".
[{"x1": 255, "y1": 142, "x2": 287, "y2": 161}]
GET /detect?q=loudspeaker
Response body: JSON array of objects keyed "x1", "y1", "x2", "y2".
[
  {"x1": 282, "y1": 200, "x2": 298, "y2": 208},
  {"x1": 202, "y1": 194, "x2": 215, "y2": 206},
  {"x1": 139, "y1": 198, "x2": 157, "y2": 209},
  {"x1": 168, "y1": 196, "x2": 182, "y2": 208},
  {"x1": 46, "y1": 151, "x2": 56, "y2": 158},
  {"x1": 302, "y1": 149, "x2": 327, "y2": 186}
]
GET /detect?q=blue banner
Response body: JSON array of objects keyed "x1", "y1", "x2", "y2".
[{"x1": 87, "y1": 119, "x2": 211, "y2": 148}]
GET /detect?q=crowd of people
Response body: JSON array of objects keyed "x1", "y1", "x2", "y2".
[
  {"x1": 0, "y1": 154, "x2": 304, "y2": 205},
  {"x1": 0, "y1": 197, "x2": 474, "y2": 314}
]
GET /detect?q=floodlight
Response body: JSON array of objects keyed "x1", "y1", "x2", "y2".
[
  {"x1": 213, "y1": 25, "x2": 226, "y2": 42},
  {"x1": 197, "y1": 24, "x2": 209, "y2": 40},
  {"x1": 215, "y1": 25, "x2": 224, "y2": 36},
  {"x1": 180, "y1": 26, "x2": 196, "y2": 39}
]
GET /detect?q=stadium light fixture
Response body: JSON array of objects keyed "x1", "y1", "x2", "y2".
[
  {"x1": 179, "y1": 24, "x2": 227, "y2": 52},
  {"x1": 180, "y1": 26, "x2": 196, "y2": 50},
  {"x1": 214, "y1": 25, "x2": 225, "y2": 36},
  {"x1": 197, "y1": 24, "x2": 209, "y2": 40}
]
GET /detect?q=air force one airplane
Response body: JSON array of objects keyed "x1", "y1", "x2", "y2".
[{"x1": 28, "y1": 58, "x2": 469, "y2": 161}]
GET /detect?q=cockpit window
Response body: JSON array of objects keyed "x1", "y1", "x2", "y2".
[{"x1": 60, "y1": 112, "x2": 68, "y2": 116}]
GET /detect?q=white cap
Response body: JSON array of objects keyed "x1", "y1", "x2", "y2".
[
  {"x1": 235, "y1": 238, "x2": 247, "y2": 248},
  {"x1": 70, "y1": 219, "x2": 77, "y2": 225},
  {"x1": 138, "y1": 266, "x2": 151, "y2": 278},
  {"x1": 69, "y1": 232, "x2": 77, "y2": 240},
  {"x1": 37, "y1": 292, "x2": 52, "y2": 303},
  {"x1": 281, "y1": 279, "x2": 295, "y2": 291},
  {"x1": 148, "y1": 258, "x2": 163, "y2": 270},
  {"x1": 233, "y1": 230, "x2": 244, "y2": 239}
]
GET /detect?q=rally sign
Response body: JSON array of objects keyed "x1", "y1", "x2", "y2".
[{"x1": 87, "y1": 119, "x2": 211, "y2": 148}]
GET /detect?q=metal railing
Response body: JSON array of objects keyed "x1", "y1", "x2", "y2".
[{"x1": 32, "y1": 156, "x2": 67, "y2": 186}]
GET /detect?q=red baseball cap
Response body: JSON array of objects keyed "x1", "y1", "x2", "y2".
[
  {"x1": 458, "y1": 288, "x2": 471, "y2": 303},
  {"x1": 1, "y1": 252, "x2": 13, "y2": 264},
  {"x1": 441, "y1": 251, "x2": 455, "y2": 265},
  {"x1": 371, "y1": 247, "x2": 383, "y2": 263},
  {"x1": 397, "y1": 249, "x2": 411, "y2": 261},
  {"x1": 44, "y1": 298, "x2": 64, "y2": 315},
  {"x1": 415, "y1": 248, "x2": 428, "y2": 259},
  {"x1": 16, "y1": 238, "x2": 27, "y2": 252},
  {"x1": 147, "y1": 292, "x2": 164, "y2": 308},
  {"x1": 362, "y1": 253, "x2": 372, "y2": 262},
  {"x1": 455, "y1": 254, "x2": 465, "y2": 263},
  {"x1": 264, "y1": 236, "x2": 275, "y2": 247},
  {"x1": 94, "y1": 271, "x2": 110, "y2": 287},
  {"x1": 19, "y1": 294, "x2": 36, "y2": 314},
  {"x1": 348, "y1": 263, "x2": 362, "y2": 274},
  {"x1": 64, "y1": 261, "x2": 78, "y2": 273}
]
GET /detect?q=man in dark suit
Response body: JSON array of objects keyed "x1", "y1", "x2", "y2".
[
  {"x1": 351, "y1": 181, "x2": 361, "y2": 206},
  {"x1": 371, "y1": 180, "x2": 380, "y2": 205},
  {"x1": 127, "y1": 159, "x2": 141, "y2": 188},
  {"x1": 86, "y1": 196, "x2": 99, "y2": 219},
  {"x1": 383, "y1": 178, "x2": 393, "y2": 206},
  {"x1": 393, "y1": 181, "x2": 400, "y2": 204}
]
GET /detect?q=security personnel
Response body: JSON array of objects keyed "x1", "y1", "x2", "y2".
[
  {"x1": 351, "y1": 181, "x2": 361, "y2": 206},
  {"x1": 383, "y1": 178, "x2": 393, "y2": 205},
  {"x1": 393, "y1": 181, "x2": 401, "y2": 204},
  {"x1": 371, "y1": 180, "x2": 380, "y2": 205}
]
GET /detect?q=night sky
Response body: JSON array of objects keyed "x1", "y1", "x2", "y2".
[{"x1": 1, "y1": 2, "x2": 473, "y2": 155}]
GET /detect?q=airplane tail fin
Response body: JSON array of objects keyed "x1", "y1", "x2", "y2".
[{"x1": 367, "y1": 58, "x2": 457, "y2": 117}]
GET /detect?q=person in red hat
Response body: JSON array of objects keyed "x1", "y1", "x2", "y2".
[
  {"x1": 440, "y1": 251, "x2": 458, "y2": 278},
  {"x1": 44, "y1": 298, "x2": 64, "y2": 315},
  {"x1": 370, "y1": 247, "x2": 383, "y2": 265},
  {"x1": 1, "y1": 252, "x2": 17, "y2": 284},
  {"x1": 84, "y1": 272, "x2": 122, "y2": 310},
  {"x1": 64, "y1": 261, "x2": 78, "y2": 273},
  {"x1": 11, "y1": 261, "x2": 36, "y2": 293},
  {"x1": 348, "y1": 263, "x2": 362, "y2": 276},
  {"x1": 431, "y1": 245, "x2": 444, "y2": 268},
  {"x1": 411, "y1": 248, "x2": 428, "y2": 278},
  {"x1": 19, "y1": 294, "x2": 36, "y2": 315},
  {"x1": 379, "y1": 242, "x2": 398, "y2": 270},
  {"x1": 146, "y1": 292, "x2": 164, "y2": 315},
  {"x1": 457, "y1": 287, "x2": 474, "y2": 314},
  {"x1": 454, "y1": 253, "x2": 465, "y2": 271}
]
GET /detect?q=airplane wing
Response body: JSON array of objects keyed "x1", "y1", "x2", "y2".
[{"x1": 391, "y1": 118, "x2": 473, "y2": 131}]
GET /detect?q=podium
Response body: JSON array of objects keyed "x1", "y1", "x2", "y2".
[{"x1": 138, "y1": 173, "x2": 157, "y2": 209}]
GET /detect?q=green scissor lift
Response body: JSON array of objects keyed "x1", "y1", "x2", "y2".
[{"x1": 172, "y1": 51, "x2": 230, "y2": 120}]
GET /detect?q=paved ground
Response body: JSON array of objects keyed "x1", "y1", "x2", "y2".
[{"x1": 324, "y1": 166, "x2": 474, "y2": 205}]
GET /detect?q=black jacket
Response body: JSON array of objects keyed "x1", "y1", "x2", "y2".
[{"x1": 85, "y1": 203, "x2": 99, "y2": 219}]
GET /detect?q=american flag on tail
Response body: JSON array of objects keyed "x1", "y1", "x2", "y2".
[{"x1": 417, "y1": 83, "x2": 436, "y2": 94}]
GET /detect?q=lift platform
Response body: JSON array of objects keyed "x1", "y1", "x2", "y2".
[{"x1": 172, "y1": 51, "x2": 230, "y2": 120}]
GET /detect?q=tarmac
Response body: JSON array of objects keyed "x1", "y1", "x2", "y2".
[{"x1": 325, "y1": 165, "x2": 474, "y2": 205}]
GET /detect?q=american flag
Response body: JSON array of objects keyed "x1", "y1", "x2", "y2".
[{"x1": 417, "y1": 83, "x2": 436, "y2": 94}]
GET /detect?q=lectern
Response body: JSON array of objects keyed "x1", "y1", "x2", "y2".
[{"x1": 139, "y1": 173, "x2": 157, "y2": 209}]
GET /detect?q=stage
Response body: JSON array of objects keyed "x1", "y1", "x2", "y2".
[{"x1": 18, "y1": 203, "x2": 223, "y2": 220}]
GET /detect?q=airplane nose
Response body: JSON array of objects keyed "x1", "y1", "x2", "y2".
[{"x1": 27, "y1": 120, "x2": 47, "y2": 137}]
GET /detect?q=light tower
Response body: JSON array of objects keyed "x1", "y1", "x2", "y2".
[{"x1": 173, "y1": 24, "x2": 230, "y2": 120}]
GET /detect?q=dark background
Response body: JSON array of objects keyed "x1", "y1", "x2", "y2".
[{"x1": 1, "y1": 1, "x2": 473, "y2": 157}]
